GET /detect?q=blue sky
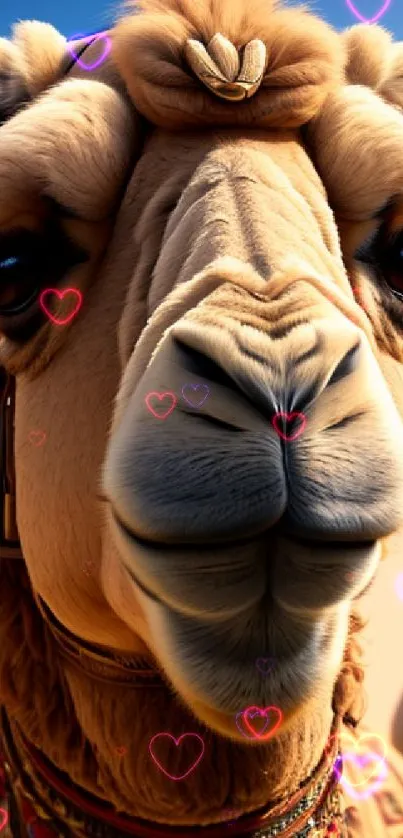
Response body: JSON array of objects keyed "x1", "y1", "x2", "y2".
[{"x1": 0, "y1": 0, "x2": 402, "y2": 40}]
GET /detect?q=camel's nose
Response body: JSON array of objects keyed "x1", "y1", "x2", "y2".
[{"x1": 104, "y1": 309, "x2": 403, "y2": 548}]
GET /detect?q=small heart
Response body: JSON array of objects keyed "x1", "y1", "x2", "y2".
[
  {"x1": 115, "y1": 746, "x2": 127, "y2": 756},
  {"x1": 145, "y1": 391, "x2": 177, "y2": 420},
  {"x1": 255, "y1": 656, "x2": 275, "y2": 675},
  {"x1": 148, "y1": 732, "x2": 205, "y2": 780},
  {"x1": 345, "y1": 0, "x2": 391, "y2": 24},
  {"x1": 0, "y1": 808, "x2": 8, "y2": 833},
  {"x1": 28, "y1": 430, "x2": 46, "y2": 447},
  {"x1": 237, "y1": 705, "x2": 283, "y2": 741},
  {"x1": 181, "y1": 383, "x2": 210, "y2": 408},
  {"x1": 67, "y1": 32, "x2": 112, "y2": 71},
  {"x1": 271, "y1": 411, "x2": 306, "y2": 442},
  {"x1": 82, "y1": 561, "x2": 95, "y2": 577},
  {"x1": 39, "y1": 287, "x2": 83, "y2": 326}
]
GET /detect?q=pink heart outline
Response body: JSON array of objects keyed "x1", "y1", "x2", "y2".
[
  {"x1": 148, "y1": 732, "x2": 205, "y2": 780},
  {"x1": 39, "y1": 287, "x2": 83, "y2": 326},
  {"x1": 67, "y1": 32, "x2": 112, "y2": 71},
  {"x1": 271, "y1": 411, "x2": 306, "y2": 441},
  {"x1": 345, "y1": 0, "x2": 391, "y2": 24},
  {"x1": 0, "y1": 808, "x2": 8, "y2": 833},
  {"x1": 145, "y1": 391, "x2": 177, "y2": 420},
  {"x1": 181, "y1": 383, "x2": 210, "y2": 408},
  {"x1": 28, "y1": 430, "x2": 46, "y2": 447}
]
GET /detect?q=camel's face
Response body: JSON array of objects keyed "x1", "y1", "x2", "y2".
[{"x1": 2, "y1": 0, "x2": 403, "y2": 744}]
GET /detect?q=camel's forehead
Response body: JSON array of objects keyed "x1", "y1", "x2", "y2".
[{"x1": 1, "y1": 1, "x2": 403, "y2": 232}]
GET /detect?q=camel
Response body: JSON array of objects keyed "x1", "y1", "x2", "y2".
[{"x1": 1, "y1": 0, "x2": 403, "y2": 835}]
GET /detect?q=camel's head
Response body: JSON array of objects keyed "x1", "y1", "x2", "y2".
[{"x1": 2, "y1": 0, "x2": 403, "y2": 752}]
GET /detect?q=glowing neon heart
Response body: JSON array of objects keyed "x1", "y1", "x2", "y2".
[
  {"x1": 149, "y1": 732, "x2": 205, "y2": 780},
  {"x1": 0, "y1": 809, "x2": 8, "y2": 833},
  {"x1": 145, "y1": 391, "x2": 177, "y2": 420},
  {"x1": 239, "y1": 705, "x2": 283, "y2": 741},
  {"x1": 334, "y1": 751, "x2": 388, "y2": 799},
  {"x1": 181, "y1": 383, "x2": 210, "y2": 408},
  {"x1": 345, "y1": 0, "x2": 391, "y2": 24},
  {"x1": 39, "y1": 288, "x2": 83, "y2": 326},
  {"x1": 272, "y1": 411, "x2": 306, "y2": 441},
  {"x1": 326, "y1": 732, "x2": 387, "y2": 768},
  {"x1": 28, "y1": 430, "x2": 46, "y2": 447},
  {"x1": 67, "y1": 32, "x2": 112, "y2": 71},
  {"x1": 326, "y1": 732, "x2": 388, "y2": 799}
]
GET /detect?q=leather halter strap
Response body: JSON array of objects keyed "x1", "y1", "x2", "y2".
[{"x1": 0, "y1": 368, "x2": 22, "y2": 560}]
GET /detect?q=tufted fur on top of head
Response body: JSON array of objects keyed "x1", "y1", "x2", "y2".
[
  {"x1": 112, "y1": 0, "x2": 346, "y2": 130},
  {"x1": 0, "y1": 21, "x2": 66, "y2": 126}
]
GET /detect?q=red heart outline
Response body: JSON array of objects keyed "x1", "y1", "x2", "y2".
[
  {"x1": 241, "y1": 705, "x2": 283, "y2": 741},
  {"x1": 39, "y1": 287, "x2": 83, "y2": 326},
  {"x1": 272, "y1": 411, "x2": 306, "y2": 441},
  {"x1": 145, "y1": 391, "x2": 177, "y2": 420},
  {"x1": 28, "y1": 430, "x2": 46, "y2": 447},
  {"x1": 149, "y1": 732, "x2": 205, "y2": 780}
]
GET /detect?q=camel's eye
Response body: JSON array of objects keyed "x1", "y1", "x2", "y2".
[
  {"x1": 0, "y1": 222, "x2": 88, "y2": 339},
  {"x1": 357, "y1": 224, "x2": 403, "y2": 301},
  {"x1": 377, "y1": 229, "x2": 403, "y2": 299},
  {"x1": 0, "y1": 250, "x2": 40, "y2": 314}
]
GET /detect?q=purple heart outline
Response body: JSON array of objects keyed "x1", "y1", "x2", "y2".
[
  {"x1": 67, "y1": 32, "x2": 112, "y2": 71},
  {"x1": 345, "y1": 0, "x2": 392, "y2": 24},
  {"x1": 255, "y1": 656, "x2": 275, "y2": 675},
  {"x1": 235, "y1": 709, "x2": 271, "y2": 739},
  {"x1": 181, "y1": 383, "x2": 210, "y2": 409}
]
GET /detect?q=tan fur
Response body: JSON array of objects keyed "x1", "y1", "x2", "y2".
[
  {"x1": 341, "y1": 24, "x2": 394, "y2": 89},
  {"x1": 11, "y1": 21, "x2": 67, "y2": 96},
  {"x1": 0, "y1": 0, "x2": 403, "y2": 832},
  {"x1": 112, "y1": 0, "x2": 346, "y2": 129}
]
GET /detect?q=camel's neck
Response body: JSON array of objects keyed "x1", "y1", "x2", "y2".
[{"x1": 0, "y1": 555, "x2": 351, "y2": 829}]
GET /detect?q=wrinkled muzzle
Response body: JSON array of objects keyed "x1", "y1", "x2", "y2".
[{"x1": 103, "y1": 273, "x2": 403, "y2": 740}]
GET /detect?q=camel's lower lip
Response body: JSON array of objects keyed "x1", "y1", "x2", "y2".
[{"x1": 111, "y1": 507, "x2": 379, "y2": 617}]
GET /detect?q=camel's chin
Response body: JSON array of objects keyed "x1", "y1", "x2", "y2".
[
  {"x1": 173, "y1": 686, "x2": 306, "y2": 744},
  {"x1": 107, "y1": 509, "x2": 379, "y2": 741}
]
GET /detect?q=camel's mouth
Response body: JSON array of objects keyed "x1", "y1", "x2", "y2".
[
  {"x1": 108, "y1": 506, "x2": 380, "y2": 739},
  {"x1": 111, "y1": 507, "x2": 379, "y2": 618}
]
